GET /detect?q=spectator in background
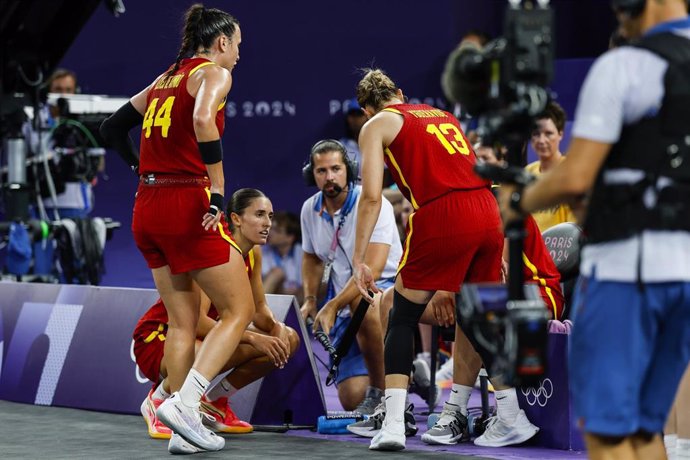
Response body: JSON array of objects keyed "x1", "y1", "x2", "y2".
[
  {"x1": 525, "y1": 101, "x2": 576, "y2": 232},
  {"x1": 48, "y1": 68, "x2": 78, "y2": 94},
  {"x1": 339, "y1": 98, "x2": 368, "y2": 181},
  {"x1": 262, "y1": 211, "x2": 303, "y2": 303},
  {"x1": 459, "y1": 29, "x2": 490, "y2": 48}
]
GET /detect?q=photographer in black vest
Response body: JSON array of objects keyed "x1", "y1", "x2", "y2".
[{"x1": 498, "y1": 1, "x2": 690, "y2": 458}]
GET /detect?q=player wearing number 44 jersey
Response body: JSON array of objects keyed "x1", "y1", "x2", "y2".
[
  {"x1": 352, "y1": 69, "x2": 503, "y2": 451},
  {"x1": 100, "y1": 5, "x2": 253, "y2": 454}
]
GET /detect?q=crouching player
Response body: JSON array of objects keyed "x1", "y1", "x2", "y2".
[{"x1": 133, "y1": 189, "x2": 300, "y2": 442}]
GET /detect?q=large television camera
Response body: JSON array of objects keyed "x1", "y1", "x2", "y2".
[
  {"x1": 0, "y1": 0, "x2": 126, "y2": 222},
  {"x1": 443, "y1": 0, "x2": 556, "y2": 386},
  {"x1": 442, "y1": 0, "x2": 554, "y2": 160},
  {"x1": 0, "y1": 0, "x2": 125, "y2": 283}
]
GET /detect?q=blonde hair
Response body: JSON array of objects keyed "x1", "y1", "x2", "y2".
[{"x1": 356, "y1": 68, "x2": 399, "y2": 112}]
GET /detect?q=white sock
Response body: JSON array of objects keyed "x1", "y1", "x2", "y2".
[
  {"x1": 666, "y1": 434, "x2": 678, "y2": 460},
  {"x1": 384, "y1": 388, "x2": 407, "y2": 430},
  {"x1": 447, "y1": 384, "x2": 473, "y2": 416},
  {"x1": 677, "y1": 438, "x2": 690, "y2": 459},
  {"x1": 494, "y1": 387, "x2": 519, "y2": 424},
  {"x1": 205, "y1": 378, "x2": 238, "y2": 402},
  {"x1": 179, "y1": 368, "x2": 209, "y2": 408},
  {"x1": 152, "y1": 379, "x2": 170, "y2": 401}
]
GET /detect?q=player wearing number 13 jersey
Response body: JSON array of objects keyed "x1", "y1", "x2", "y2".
[
  {"x1": 382, "y1": 103, "x2": 490, "y2": 207},
  {"x1": 355, "y1": 70, "x2": 502, "y2": 294},
  {"x1": 352, "y1": 69, "x2": 503, "y2": 452}
]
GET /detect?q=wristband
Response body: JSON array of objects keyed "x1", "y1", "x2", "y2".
[
  {"x1": 198, "y1": 139, "x2": 223, "y2": 164},
  {"x1": 305, "y1": 295, "x2": 317, "y2": 302},
  {"x1": 208, "y1": 193, "x2": 224, "y2": 216}
]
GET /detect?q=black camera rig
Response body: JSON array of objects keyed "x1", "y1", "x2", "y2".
[
  {"x1": 442, "y1": 0, "x2": 557, "y2": 387},
  {"x1": 443, "y1": 0, "x2": 554, "y2": 159}
]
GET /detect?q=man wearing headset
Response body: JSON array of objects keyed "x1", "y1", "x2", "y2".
[
  {"x1": 498, "y1": 1, "x2": 690, "y2": 458},
  {"x1": 300, "y1": 139, "x2": 403, "y2": 417}
]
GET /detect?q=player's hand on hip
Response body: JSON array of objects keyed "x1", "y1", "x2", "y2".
[
  {"x1": 354, "y1": 262, "x2": 378, "y2": 304},
  {"x1": 202, "y1": 211, "x2": 222, "y2": 232}
]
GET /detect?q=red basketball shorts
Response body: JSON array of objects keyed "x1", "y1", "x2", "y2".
[
  {"x1": 133, "y1": 320, "x2": 166, "y2": 384},
  {"x1": 398, "y1": 188, "x2": 503, "y2": 292},
  {"x1": 132, "y1": 178, "x2": 235, "y2": 274}
]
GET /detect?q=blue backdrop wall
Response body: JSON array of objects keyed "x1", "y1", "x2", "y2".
[{"x1": 50, "y1": 0, "x2": 614, "y2": 287}]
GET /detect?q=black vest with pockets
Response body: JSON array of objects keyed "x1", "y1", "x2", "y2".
[{"x1": 585, "y1": 32, "x2": 690, "y2": 243}]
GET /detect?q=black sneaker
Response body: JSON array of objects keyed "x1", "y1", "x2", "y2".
[{"x1": 347, "y1": 402, "x2": 418, "y2": 438}]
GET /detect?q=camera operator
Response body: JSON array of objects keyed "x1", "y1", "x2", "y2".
[
  {"x1": 497, "y1": 1, "x2": 690, "y2": 458},
  {"x1": 48, "y1": 69, "x2": 77, "y2": 95},
  {"x1": 41, "y1": 68, "x2": 104, "y2": 219}
]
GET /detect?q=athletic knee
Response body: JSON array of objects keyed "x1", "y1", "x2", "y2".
[
  {"x1": 217, "y1": 305, "x2": 253, "y2": 328},
  {"x1": 379, "y1": 287, "x2": 394, "y2": 327},
  {"x1": 337, "y1": 377, "x2": 368, "y2": 411},
  {"x1": 384, "y1": 291, "x2": 427, "y2": 375},
  {"x1": 387, "y1": 291, "x2": 426, "y2": 333},
  {"x1": 286, "y1": 326, "x2": 300, "y2": 357}
]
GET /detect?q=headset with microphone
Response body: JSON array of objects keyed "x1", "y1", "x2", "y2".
[{"x1": 302, "y1": 139, "x2": 358, "y2": 187}]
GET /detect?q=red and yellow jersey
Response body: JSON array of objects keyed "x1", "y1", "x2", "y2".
[
  {"x1": 139, "y1": 57, "x2": 226, "y2": 176},
  {"x1": 135, "y1": 247, "x2": 255, "y2": 329},
  {"x1": 382, "y1": 103, "x2": 489, "y2": 209},
  {"x1": 522, "y1": 214, "x2": 564, "y2": 319}
]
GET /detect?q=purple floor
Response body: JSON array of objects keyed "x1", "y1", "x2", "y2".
[{"x1": 286, "y1": 338, "x2": 587, "y2": 460}]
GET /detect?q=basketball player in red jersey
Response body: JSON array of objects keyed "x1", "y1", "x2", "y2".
[
  {"x1": 134, "y1": 189, "x2": 299, "y2": 453},
  {"x1": 100, "y1": 4, "x2": 250, "y2": 452},
  {"x1": 351, "y1": 69, "x2": 503, "y2": 450}
]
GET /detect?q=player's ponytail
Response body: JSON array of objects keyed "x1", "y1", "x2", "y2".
[{"x1": 168, "y1": 4, "x2": 239, "y2": 77}]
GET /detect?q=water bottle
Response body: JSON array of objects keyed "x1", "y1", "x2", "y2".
[
  {"x1": 317, "y1": 412, "x2": 363, "y2": 434},
  {"x1": 427, "y1": 412, "x2": 441, "y2": 429}
]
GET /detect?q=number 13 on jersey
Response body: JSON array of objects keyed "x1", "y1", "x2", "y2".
[
  {"x1": 426, "y1": 123, "x2": 470, "y2": 155},
  {"x1": 143, "y1": 96, "x2": 175, "y2": 138}
]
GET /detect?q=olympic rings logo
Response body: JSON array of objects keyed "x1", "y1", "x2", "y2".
[{"x1": 521, "y1": 378, "x2": 554, "y2": 407}]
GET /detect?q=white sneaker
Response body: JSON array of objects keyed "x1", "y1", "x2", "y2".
[
  {"x1": 157, "y1": 392, "x2": 225, "y2": 452},
  {"x1": 410, "y1": 359, "x2": 441, "y2": 407},
  {"x1": 473, "y1": 369, "x2": 494, "y2": 392},
  {"x1": 168, "y1": 433, "x2": 202, "y2": 455},
  {"x1": 369, "y1": 418, "x2": 406, "y2": 451},
  {"x1": 473, "y1": 409, "x2": 539, "y2": 447},
  {"x1": 435, "y1": 358, "x2": 454, "y2": 389}
]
